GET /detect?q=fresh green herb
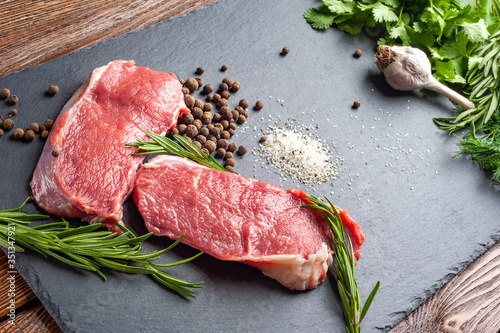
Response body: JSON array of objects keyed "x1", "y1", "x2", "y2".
[
  {"x1": 126, "y1": 132, "x2": 226, "y2": 171},
  {"x1": 305, "y1": 0, "x2": 500, "y2": 182},
  {"x1": 129, "y1": 132, "x2": 379, "y2": 330},
  {"x1": 302, "y1": 196, "x2": 380, "y2": 333},
  {"x1": 0, "y1": 198, "x2": 203, "y2": 297}
]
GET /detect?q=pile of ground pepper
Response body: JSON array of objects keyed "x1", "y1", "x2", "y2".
[
  {"x1": 168, "y1": 67, "x2": 260, "y2": 172},
  {"x1": 259, "y1": 126, "x2": 339, "y2": 184}
]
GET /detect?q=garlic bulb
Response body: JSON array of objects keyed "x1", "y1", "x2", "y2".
[{"x1": 375, "y1": 45, "x2": 475, "y2": 110}]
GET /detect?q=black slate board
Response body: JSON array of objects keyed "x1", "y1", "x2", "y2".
[{"x1": 1, "y1": 0, "x2": 500, "y2": 332}]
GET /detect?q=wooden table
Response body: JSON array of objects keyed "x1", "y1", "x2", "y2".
[{"x1": 0, "y1": 1, "x2": 499, "y2": 332}]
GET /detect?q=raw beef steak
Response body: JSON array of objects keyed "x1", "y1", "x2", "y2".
[
  {"x1": 31, "y1": 60, "x2": 188, "y2": 232},
  {"x1": 133, "y1": 155, "x2": 365, "y2": 290}
]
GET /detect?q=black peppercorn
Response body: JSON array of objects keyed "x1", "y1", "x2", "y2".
[
  {"x1": 227, "y1": 142, "x2": 237, "y2": 152},
  {"x1": 29, "y1": 123, "x2": 40, "y2": 133},
  {"x1": 203, "y1": 103, "x2": 212, "y2": 112},
  {"x1": 254, "y1": 101, "x2": 264, "y2": 110},
  {"x1": 221, "y1": 64, "x2": 228, "y2": 71},
  {"x1": 194, "y1": 99, "x2": 204, "y2": 109},
  {"x1": 201, "y1": 112, "x2": 212, "y2": 125},
  {"x1": 25, "y1": 129, "x2": 35, "y2": 141},
  {"x1": 354, "y1": 49, "x2": 363, "y2": 58},
  {"x1": 281, "y1": 47, "x2": 290, "y2": 55},
  {"x1": 180, "y1": 112, "x2": 194, "y2": 125},
  {"x1": 192, "y1": 119, "x2": 203, "y2": 130},
  {"x1": 212, "y1": 113, "x2": 221, "y2": 123},
  {"x1": 221, "y1": 130, "x2": 230, "y2": 140},
  {"x1": 13, "y1": 128, "x2": 24, "y2": 139},
  {"x1": 196, "y1": 77, "x2": 204, "y2": 87},
  {"x1": 184, "y1": 78, "x2": 199, "y2": 92},
  {"x1": 48, "y1": 84, "x2": 59, "y2": 95},
  {"x1": 237, "y1": 145, "x2": 248, "y2": 155},
  {"x1": 41, "y1": 130, "x2": 49, "y2": 139},
  {"x1": 44, "y1": 119, "x2": 54, "y2": 129},
  {"x1": 217, "y1": 139, "x2": 229, "y2": 149},
  {"x1": 199, "y1": 127, "x2": 210, "y2": 137},
  {"x1": 225, "y1": 158, "x2": 236, "y2": 167},
  {"x1": 177, "y1": 124, "x2": 187, "y2": 135},
  {"x1": 204, "y1": 140, "x2": 216, "y2": 153},
  {"x1": 220, "y1": 90, "x2": 230, "y2": 100},
  {"x1": 0, "y1": 88, "x2": 10, "y2": 99},
  {"x1": 184, "y1": 95, "x2": 195, "y2": 107},
  {"x1": 185, "y1": 124, "x2": 198, "y2": 138},
  {"x1": 225, "y1": 165, "x2": 235, "y2": 173},
  {"x1": 203, "y1": 84, "x2": 214, "y2": 95},
  {"x1": 231, "y1": 82, "x2": 241, "y2": 92},
  {"x1": 3, "y1": 118, "x2": 14, "y2": 131},
  {"x1": 239, "y1": 99, "x2": 249, "y2": 109},
  {"x1": 237, "y1": 115, "x2": 247, "y2": 124},
  {"x1": 196, "y1": 67, "x2": 205, "y2": 75},
  {"x1": 8, "y1": 95, "x2": 18, "y2": 105},
  {"x1": 352, "y1": 101, "x2": 361, "y2": 109},
  {"x1": 191, "y1": 107, "x2": 203, "y2": 119},
  {"x1": 195, "y1": 135, "x2": 207, "y2": 144},
  {"x1": 216, "y1": 148, "x2": 226, "y2": 158},
  {"x1": 193, "y1": 141, "x2": 202, "y2": 150}
]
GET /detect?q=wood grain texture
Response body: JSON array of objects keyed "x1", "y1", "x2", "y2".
[
  {"x1": 0, "y1": 0, "x2": 221, "y2": 78},
  {"x1": 0, "y1": 302, "x2": 63, "y2": 333},
  {"x1": 390, "y1": 241, "x2": 500, "y2": 333}
]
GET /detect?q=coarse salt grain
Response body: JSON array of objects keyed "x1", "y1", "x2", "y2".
[{"x1": 259, "y1": 126, "x2": 338, "y2": 184}]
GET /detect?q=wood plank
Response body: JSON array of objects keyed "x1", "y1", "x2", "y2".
[
  {"x1": 0, "y1": 302, "x2": 62, "y2": 333},
  {"x1": 0, "y1": 0, "x2": 221, "y2": 78},
  {"x1": 0, "y1": 251, "x2": 37, "y2": 318},
  {"x1": 390, "y1": 241, "x2": 500, "y2": 332}
]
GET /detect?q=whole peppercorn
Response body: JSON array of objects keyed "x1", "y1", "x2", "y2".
[
  {"x1": 213, "y1": 93, "x2": 221, "y2": 103},
  {"x1": 1, "y1": 88, "x2": 10, "y2": 99},
  {"x1": 185, "y1": 95, "x2": 195, "y2": 107},
  {"x1": 203, "y1": 84, "x2": 214, "y2": 95},
  {"x1": 254, "y1": 101, "x2": 264, "y2": 110},
  {"x1": 217, "y1": 98, "x2": 228, "y2": 109},
  {"x1": 221, "y1": 130, "x2": 230, "y2": 140},
  {"x1": 218, "y1": 83, "x2": 229, "y2": 92},
  {"x1": 221, "y1": 109, "x2": 232, "y2": 121},
  {"x1": 184, "y1": 78, "x2": 199, "y2": 92},
  {"x1": 237, "y1": 115, "x2": 247, "y2": 124},
  {"x1": 214, "y1": 122, "x2": 224, "y2": 132},
  {"x1": 220, "y1": 90, "x2": 230, "y2": 100},
  {"x1": 13, "y1": 128, "x2": 24, "y2": 139},
  {"x1": 204, "y1": 140, "x2": 216, "y2": 153},
  {"x1": 185, "y1": 124, "x2": 198, "y2": 138},
  {"x1": 239, "y1": 99, "x2": 249, "y2": 109},
  {"x1": 212, "y1": 113, "x2": 222, "y2": 123},
  {"x1": 225, "y1": 158, "x2": 236, "y2": 167},
  {"x1": 199, "y1": 127, "x2": 210, "y2": 137},
  {"x1": 242, "y1": 111, "x2": 249, "y2": 118},
  {"x1": 354, "y1": 49, "x2": 363, "y2": 58},
  {"x1": 201, "y1": 112, "x2": 212, "y2": 125},
  {"x1": 203, "y1": 103, "x2": 212, "y2": 112},
  {"x1": 217, "y1": 139, "x2": 229, "y2": 149},
  {"x1": 260, "y1": 136, "x2": 267, "y2": 143},
  {"x1": 169, "y1": 72, "x2": 178, "y2": 79},
  {"x1": 44, "y1": 119, "x2": 54, "y2": 130},
  {"x1": 9, "y1": 109, "x2": 17, "y2": 117},
  {"x1": 52, "y1": 150, "x2": 60, "y2": 157},
  {"x1": 39, "y1": 125, "x2": 46, "y2": 132},
  {"x1": 219, "y1": 105, "x2": 230, "y2": 114},
  {"x1": 8, "y1": 95, "x2": 18, "y2": 105},
  {"x1": 191, "y1": 107, "x2": 203, "y2": 119},
  {"x1": 225, "y1": 151, "x2": 233, "y2": 160},
  {"x1": 179, "y1": 78, "x2": 186, "y2": 85},
  {"x1": 231, "y1": 82, "x2": 241, "y2": 92},
  {"x1": 184, "y1": 136, "x2": 193, "y2": 143},
  {"x1": 227, "y1": 142, "x2": 237, "y2": 152},
  {"x1": 237, "y1": 145, "x2": 248, "y2": 155},
  {"x1": 221, "y1": 64, "x2": 228, "y2": 71},
  {"x1": 41, "y1": 130, "x2": 49, "y2": 139},
  {"x1": 220, "y1": 120, "x2": 229, "y2": 129},
  {"x1": 196, "y1": 77, "x2": 204, "y2": 88},
  {"x1": 235, "y1": 106, "x2": 244, "y2": 114},
  {"x1": 193, "y1": 141, "x2": 202, "y2": 150},
  {"x1": 206, "y1": 94, "x2": 213, "y2": 102},
  {"x1": 29, "y1": 123, "x2": 40, "y2": 133},
  {"x1": 229, "y1": 122, "x2": 237, "y2": 130},
  {"x1": 352, "y1": 101, "x2": 361, "y2": 109},
  {"x1": 48, "y1": 84, "x2": 59, "y2": 95},
  {"x1": 222, "y1": 78, "x2": 233, "y2": 87},
  {"x1": 168, "y1": 128, "x2": 179, "y2": 138},
  {"x1": 3, "y1": 118, "x2": 14, "y2": 131},
  {"x1": 232, "y1": 110, "x2": 239, "y2": 121},
  {"x1": 180, "y1": 112, "x2": 194, "y2": 125},
  {"x1": 281, "y1": 47, "x2": 290, "y2": 55},
  {"x1": 192, "y1": 119, "x2": 203, "y2": 130},
  {"x1": 208, "y1": 135, "x2": 218, "y2": 143},
  {"x1": 182, "y1": 87, "x2": 190, "y2": 95},
  {"x1": 195, "y1": 135, "x2": 207, "y2": 144},
  {"x1": 207, "y1": 124, "x2": 215, "y2": 131},
  {"x1": 216, "y1": 148, "x2": 226, "y2": 158},
  {"x1": 210, "y1": 127, "x2": 221, "y2": 139},
  {"x1": 194, "y1": 99, "x2": 204, "y2": 109},
  {"x1": 196, "y1": 67, "x2": 205, "y2": 75},
  {"x1": 228, "y1": 128, "x2": 235, "y2": 137},
  {"x1": 25, "y1": 129, "x2": 35, "y2": 141},
  {"x1": 0, "y1": 129, "x2": 4, "y2": 136},
  {"x1": 201, "y1": 148, "x2": 210, "y2": 156},
  {"x1": 225, "y1": 165, "x2": 235, "y2": 173},
  {"x1": 177, "y1": 124, "x2": 187, "y2": 135}
]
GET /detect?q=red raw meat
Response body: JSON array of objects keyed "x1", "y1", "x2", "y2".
[
  {"x1": 133, "y1": 155, "x2": 365, "y2": 290},
  {"x1": 31, "y1": 60, "x2": 188, "y2": 232}
]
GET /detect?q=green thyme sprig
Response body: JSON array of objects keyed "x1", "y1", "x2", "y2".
[
  {"x1": 302, "y1": 196, "x2": 380, "y2": 333},
  {"x1": 126, "y1": 132, "x2": 226, "y2": 171},
  {"x1": 0, "y1": 198, "x2": 203, "y2": 297}
]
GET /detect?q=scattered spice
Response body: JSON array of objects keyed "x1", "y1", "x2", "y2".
[
  {"x1": 237, "y1": 145, "x2": 248, "y2": 155},
  {"x1": 254, "y1": 101, "x2": 264, "y2": 110},
  {"x1": 48, "y1": 84, "x2": 59, "y2": 95},
  {"x1": 13, "y1": 128, "x2": 24, "y2": 139},
  {"x1": 0, "y1": 88, "x2": 10, "y2": 99},
  {"x1": 8, "y1": 95, "x2": 18, "y2": 105},
  {"x1": 2, "y1": 119, "x2": 14, "y2": 131},
  {"x1": 227, "y1": 142, "x2": 237, "y2": 152},
  {"x1": 203, "y1": 84, "x2": 214, "y2": 94},
  {"x1": 221, "y1": 64, "x2": 228, "y2": 72},
  {"x1": 44, "y1": 119, "x2": 54, "y2": 130},
  {"x1": 8, "y1": 109, "x2": 17, "y2": 117},
  {"x1": 231, "y1": 82, "x2": 241, "y2": 92},
  {"x1": 185, "y1": 95, "x2": 195, "y2": 107},
  {"x1": 352, "y1": 101, "x2": 361, "y2": 109},
  {"x1": 204, "y1": 140, "x2": 216, "y2": 153},
  {"x1": 184, "y1": 78, "x2": 199, "y2": 93},
  {"x1": 225, "y1": 158, "x2": 236, "y2": 167},
  {"x1": 196, "y1": 77, "x2": 204, "y2": 87},
  {"x1": 196, "y1": 67, "x2": 205, "y2": 75},
  {"x1": 225, "y1": 165, "x2": 235, "y2": 173},
  {"x1": 52, "y1": 150, "x2": 60, "y2": 157},
  {"x1": 281, "y1": 47, "x2": 290, "y2": 55},
  {"x1": 41, "y1": 130, "x2": 49, "y2": 139},
  {"x1": 239, "y1": 99, "x2": 249, "y2": 109},
  {"x1": 29, "y1": 123, "x2": 40, "y2": 133},
  {"x1": 222, "y1": 78, "x2": 233, "y2": 87},
  {"x1": 24, "y1": 129, "x2": 35, "y2": 141},
  {"x1": 0, "y1": 129, "x2": 4, "y2": 136},
  {"x1": 354, "y1": 49, "x2": 363, "y2": 58}
]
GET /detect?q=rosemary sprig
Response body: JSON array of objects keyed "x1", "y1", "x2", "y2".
[
  {"x1": 0, "y1": 198, "x2": 203, "y2": 297},
  {"x1": 302, "y1": 196, "x2": 379, "y2": 333},
  {"x1": 126, "y1": 132, "x2": 226, "y2": 171},
  {"x1": 128, "y1": 132, "x2": 379, "y2": 330}
]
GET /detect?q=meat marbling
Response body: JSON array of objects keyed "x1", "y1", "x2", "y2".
[
  {"x1": 31, "y1": 60, "x2": 188, "y2": 232},
  {"x1": 133, "y1": 155, "x2": 365, "y2": 290}
]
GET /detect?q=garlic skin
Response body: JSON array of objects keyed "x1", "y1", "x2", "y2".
[{"x1": 375, "y1": 45, "x2": 475, "y2": 110}]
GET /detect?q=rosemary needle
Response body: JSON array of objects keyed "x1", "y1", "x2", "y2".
[
  {"x1": 0, "y1": 198, "x2": 203, "y2": 298},
  {"x1": 128, "y1": 132, "x2": 380, "y2": 331}
]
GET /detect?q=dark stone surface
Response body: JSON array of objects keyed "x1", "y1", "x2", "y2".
[{"x1": 1, "y1": 0, "x2": 499, "y2": 332}]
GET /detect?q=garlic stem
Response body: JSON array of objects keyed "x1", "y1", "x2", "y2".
[{"x1": 424, "y1": 77, "x2": 475, "y2": 110}]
